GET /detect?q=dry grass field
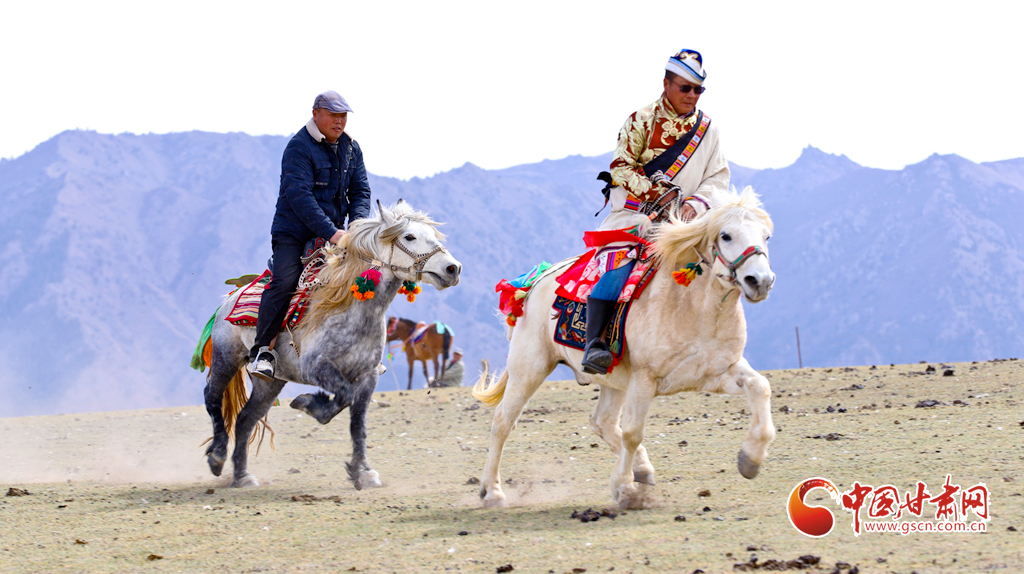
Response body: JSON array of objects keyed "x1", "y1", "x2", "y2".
[{"x1": 1, "y1": 359, "x2": 1021, "y2": 573}]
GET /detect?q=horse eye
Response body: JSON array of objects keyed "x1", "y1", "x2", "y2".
[
  {"x1": 404, "y1": 234, "x2": 416, "y2": 242},
  {"x1": 721, "y1": 232, "x2": 732, "y2": 242}
]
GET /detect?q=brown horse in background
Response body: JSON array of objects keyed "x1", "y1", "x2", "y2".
[{"x1": 386, "y1": 317, "x2": 453, "y2": 390}]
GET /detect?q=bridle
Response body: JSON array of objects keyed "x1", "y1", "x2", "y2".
[
  {"x1": 711, "y1": 243, "x2": 769, "y2": 286},
  {"x1": 360, "y1": 240, "x2": 448, "y2": 280}
]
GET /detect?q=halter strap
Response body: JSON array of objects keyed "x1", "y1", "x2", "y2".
[
  {"x1": 712, "y1": 244, "x2": 768, "y2": 285},
  {"x1": 360, "y1": 241, "x2": 447, "y2": 278}
]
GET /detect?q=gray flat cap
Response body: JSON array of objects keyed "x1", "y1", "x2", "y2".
[
  {"x1": 313, "y1": 91, "x2": 353, "y2": 113},
  {"x1": 452, "y1": 348, "x2": 464, "y2": 355}
]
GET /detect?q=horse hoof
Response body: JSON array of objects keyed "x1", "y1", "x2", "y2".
[
  {"x1": 290, "y1": 393, "x2": 343, "y2": 425},
  {"x1": 289, "y1": 394, "x2": 314, "y2": 412},
  {"x1": 207, "y1": 454, "x2": 225, "y2": 477},
  {"x1": 737, "y1": 450, "x2": 761, "y2": 479},
  {"x1": 616, "y1": 488, "x2": 648, "y2": 510},
  {"x1": 480, "y1": 486, "x2": 507, "y2": 508},
  {"x1": 634, "y1": 471, "x2": 656, "y2": 486},
  {"x1": 232, "y1": 473, "x2": 259, "y2": 488},
  {"x1": 360, "y1": 470, "x2": 383, "y2": 488}
]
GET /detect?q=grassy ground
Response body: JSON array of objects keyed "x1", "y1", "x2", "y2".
[{"x1": 1, "y1": 359, "x2": 1021, "y2": 573}]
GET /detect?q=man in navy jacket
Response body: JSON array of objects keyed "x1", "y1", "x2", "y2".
[{"x1": 249, "y1": 91, "x2": 372, "y2": 381}]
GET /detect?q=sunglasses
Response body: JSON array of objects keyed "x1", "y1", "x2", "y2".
[{"x1": 672, "y1": 82, "x2": 706, "y2": 94}]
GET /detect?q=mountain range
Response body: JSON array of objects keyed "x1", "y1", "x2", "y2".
[{"x1": 1, "y1": 129, "x2": 1022, "y2": 417}]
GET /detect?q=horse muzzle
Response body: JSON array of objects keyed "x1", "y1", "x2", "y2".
[
  {"x1": 740, "y1": 268, "x2": 775, "y2": 302},
  {"x1": 427, "y1": 260, "x2": 462, "y2": 288}
]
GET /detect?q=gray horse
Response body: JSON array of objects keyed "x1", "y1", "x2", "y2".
[{"x1": 203, "y1": 200, "x2": 461, "y2": 489}]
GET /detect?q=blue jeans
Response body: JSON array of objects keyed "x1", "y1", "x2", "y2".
[{"x1": 589, "y1": 260, "x2": 636, "y2": 301}]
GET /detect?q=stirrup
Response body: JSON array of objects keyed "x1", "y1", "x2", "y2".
[
  {"x1": 581, "y1": 339, "x2": 613, "y2": 375},
  {"x1": 249, "y1": 346, "x2": 278, "y2": 382}
]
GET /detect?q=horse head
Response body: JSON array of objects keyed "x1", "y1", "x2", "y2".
[
  {"x1": 346, "y1": 199, "x2": 462, "y2": 290},
  {"x1": 655, "y1": 186, "x2": 775, "y2": 303}
]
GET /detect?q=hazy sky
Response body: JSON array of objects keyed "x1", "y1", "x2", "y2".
[{"x1": 3, "y1": 1, "x2": 1020, "y2": 179}]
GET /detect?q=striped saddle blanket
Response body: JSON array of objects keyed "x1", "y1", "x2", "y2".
[{"x1": 225, "y1": 251, "x2": 326, "y2": 328}]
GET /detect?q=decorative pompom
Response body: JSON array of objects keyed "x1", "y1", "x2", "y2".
[
  {"x1": 514, "y1": 289, "x2": 528, "y2": 300},
  {"x1": 399, "y1": 280, "x2": 420, "y2": 302},
  {"x1": 672, "y1": 262, "x2": 703, "y2": 287},
  {"x1": 352, "y1": 266, "x2": 383, "y2": 301},
  {"x1": 506, "y1": 315, "x2": 517, "y2": 326},
  {"x1": 672, "y1": 269, "x2": 693, "y2": 286}
]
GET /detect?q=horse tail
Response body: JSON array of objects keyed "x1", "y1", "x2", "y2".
[
  {"x1": 220, "y1": 368, "x2": 277, "y2": 456},
  {"x1": 472, "y1": 360, "x2": 507, "y2": 407}
]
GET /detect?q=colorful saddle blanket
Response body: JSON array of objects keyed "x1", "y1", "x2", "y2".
[
  {"x1": 225, "y1": 250, "x2": 326, "y2": 329},
  {"x1": 549, "y1": 230, "x2": 663, "y2": 373},
  {"x1": 552, "y1": 296, "x2": 631, "y2": 370},
  {"x1": 555, "y1": 229, "x2": 659, "y2": 304}
]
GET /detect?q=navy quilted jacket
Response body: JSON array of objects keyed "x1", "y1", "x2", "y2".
[{"x1": 270, "y1": 124, "x2": 372, "y2": 241}]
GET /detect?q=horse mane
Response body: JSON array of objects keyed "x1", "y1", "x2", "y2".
[
  {"x1": 652, "y1": 186, "x2": 773, "y2": 267},
  {"x1": 302, "y1": 202, "x2": 445, "y2": 334}
]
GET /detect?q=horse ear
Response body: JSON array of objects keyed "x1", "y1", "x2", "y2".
[{"x1": 378, "y1": 200, "x2": 395, "y2": 225}]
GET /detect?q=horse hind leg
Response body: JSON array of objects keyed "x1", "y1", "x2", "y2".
[
  {"x1": 230, "y1": 377, "x2": 286, "y2": 487},
  {"x1": 204, "y1": 360, "x2": 244, "y2": 477},
  {"x1": 479, "y1": 348, "x2": 555, "y2": 508}
]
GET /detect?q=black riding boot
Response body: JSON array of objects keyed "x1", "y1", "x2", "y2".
[{"x1": 581, "y1": 297, "x2": 617, "y2": 375}]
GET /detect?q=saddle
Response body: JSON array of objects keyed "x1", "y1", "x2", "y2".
[
  {"x1": 225, "y1": 248, "x2": 328, "y2": 329},
  {"x1": 407, "y1": 321, "x2": 430, "y2": 345}
]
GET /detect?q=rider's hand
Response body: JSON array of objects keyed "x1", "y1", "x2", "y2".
[
  {"x1": 681, "y1": 203, "x2": 697, "y2": 222},
  {"x1": 329, "y1": 230, "x2": 346, "y2": 245}
]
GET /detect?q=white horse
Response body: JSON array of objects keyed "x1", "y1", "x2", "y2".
[{"x1": 473, "y1": 187, "x2": 776, "y2": 509}]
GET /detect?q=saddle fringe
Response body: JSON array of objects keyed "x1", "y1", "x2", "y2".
[{"x1": 472, "y1": 360, "x2": 507, "y2": 407}]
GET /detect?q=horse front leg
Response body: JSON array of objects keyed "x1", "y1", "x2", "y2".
[
  {"x1": 406, "y1": 354, "x2": 415, "y2": 391},
  {"x1": 346, "y1": 377, "x2": 383, "y2": 490},
  {"x1": 711, "y1": 358, "x2": 776, "y2": 479},
  {"x1": 610, "y1": 379, "x2": 656, "y2": 509},
  {"x1": 289, "y1": 360, "x2": 353, "y2": 425},
  {"x1": 230, "y1": 378, "x2": 286, "y2": 487},
  {"x1": 589, "y1": 386, "x2": 655, "y2": 485}
]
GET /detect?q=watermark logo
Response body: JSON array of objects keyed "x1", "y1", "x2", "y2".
[
  {"x1": 787, "y1": 474, "x2": 989, "y2": 537},
  {"x1": 787, "y1": 477, "x2": 841, "y2": 537}
]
